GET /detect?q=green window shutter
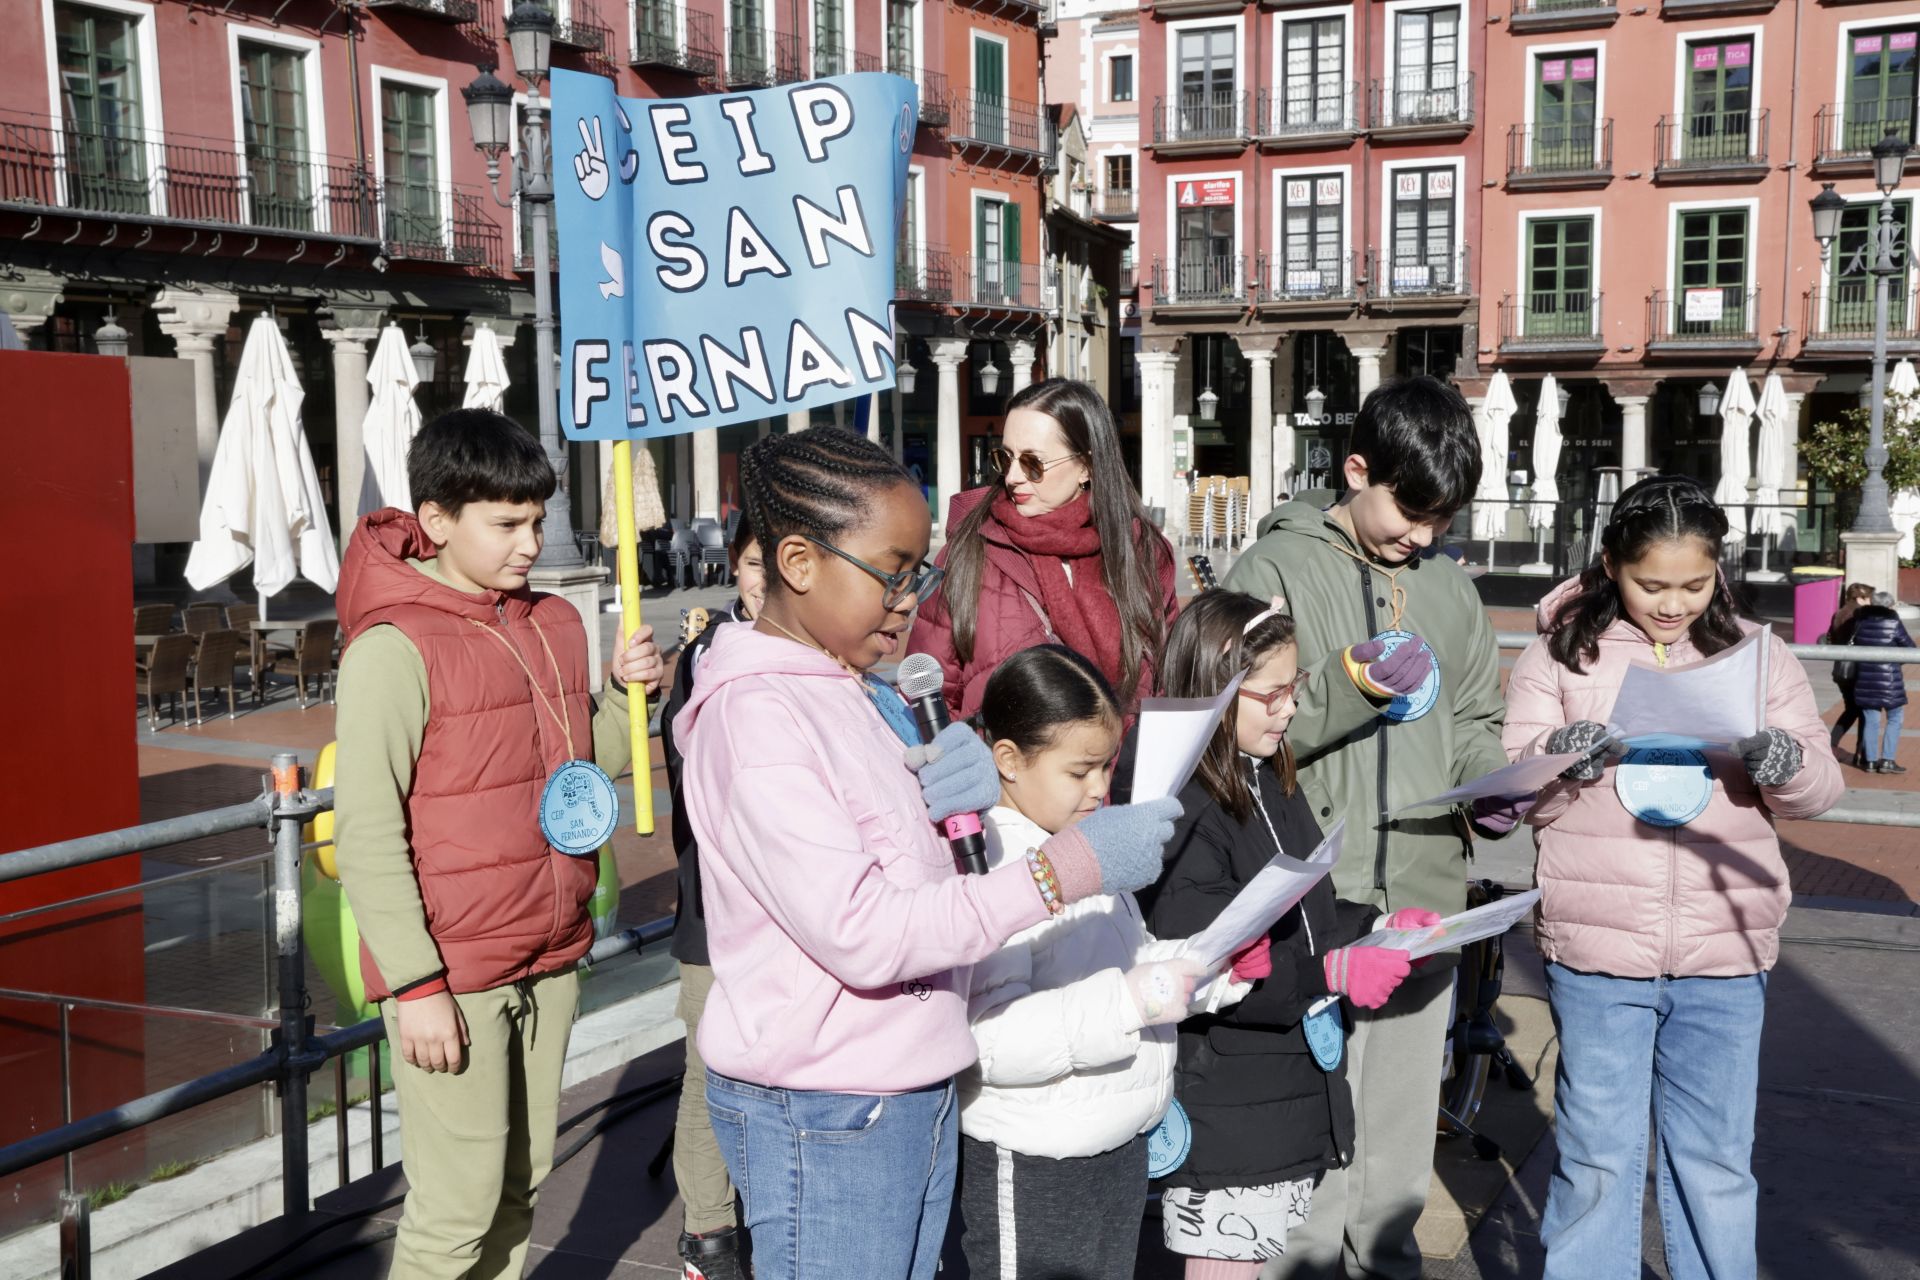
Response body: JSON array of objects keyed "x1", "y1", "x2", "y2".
[{"x1": 1003, "y1": 200, "x2": 1021, "y2": 265}]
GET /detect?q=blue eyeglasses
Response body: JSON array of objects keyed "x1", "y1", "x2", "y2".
[{"x1": 804, "y1": 536, "x2": 944, "y2": 609}]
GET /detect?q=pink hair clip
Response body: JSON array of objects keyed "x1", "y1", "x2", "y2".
[{"x1": 1225, "y1": 596, "x2": 1289, "y2": 652}]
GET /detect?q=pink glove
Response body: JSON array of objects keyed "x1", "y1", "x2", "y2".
[
  {"x1": 1229, "y1": 936, "x2": 1273, "y2": 982},
  {"x1": 1383, "y1": 908, "x2": 1442, "y2": 931},
  {"x1": 1323, "y1": 945, "x2": 1412, "y2": 1010},
  {"x1": 1123, "y1": 959, "x2": 1203, "y2": 1030}
]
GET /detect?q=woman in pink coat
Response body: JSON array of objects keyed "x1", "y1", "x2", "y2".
[{"x1": 1502, "y1": 476, "x2": 1842, "y2": 1280}]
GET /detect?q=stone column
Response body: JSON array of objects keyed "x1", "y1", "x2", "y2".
[
  {"x1": 1246, "y1": 348, "x2": 1276, "y2": 523},
  {"x1": 1009, "y1": 338, "x2": 1037, "y2": 395},
  {"x1": 1136, "y1": 348, "x2": 1181, "y2": 529},
  {"x1": 674, "y1": 433, "x2": 694, "y2": 521},
  {"x1": 1616, "y1": 395, "x2": 1651, "y2": 476},
  {"x1": 930, "y1": 338, "x2": 970, "y2": 533},
  {"x1": 1351, "y1": 344, "x2": 1388, "y2": 402},
  {"x1": 155, "y1": 289, "x2": 241, "y2": 493},
  {"x1": 889, "y1": 385, "x2": 905, "y2": 461},
  {"x1": 866, "y1": 391, "x2": 882, "y2": 445},
  {"x1": 693, "y1": 429, "x2": 720, "y2": 519},
  {"x1": 0, "y1": 268, "x2": 63, "y2": 344},
  {"x1": 322, "y1": 307, "x2": 384, "y2": 543},
  {"x1": 786, "y1": 408, "x2": 810, "y2": 433},
  {"x1": 1272, "y1": 337, "x2": 1297, "y2": 501}
]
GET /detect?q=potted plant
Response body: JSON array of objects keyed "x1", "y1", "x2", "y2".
[{"x1": 1802, "y1": 393, "x2": 1920, "y2": 596}]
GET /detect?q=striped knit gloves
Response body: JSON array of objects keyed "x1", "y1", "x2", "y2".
[
  {"x1": 1733, "y1": 728, "x2": 1805, "y2": 788},
  {"x1": 1342, "y1": 634, "x2": 1436, "y2": 701},
  {"x1": 1322, "y1": 944, "x2": 1413, "y2": 1010}
]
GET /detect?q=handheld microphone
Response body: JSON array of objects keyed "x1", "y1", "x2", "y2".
[{"x1": 895, "y1": 653, "x2": 990, "y2": 875}]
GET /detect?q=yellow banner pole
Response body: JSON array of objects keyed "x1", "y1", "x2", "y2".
[{"x1": 612, "y1": 439, "x2": 655, "y2": 835}]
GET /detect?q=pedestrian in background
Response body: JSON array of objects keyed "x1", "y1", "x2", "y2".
[
  {"x1": 1846, "y1": 590, "x2": 1914, "y2": 775},
  {"x1": 1825, "y1": 581, "x2": 1875, "y2": 767}
]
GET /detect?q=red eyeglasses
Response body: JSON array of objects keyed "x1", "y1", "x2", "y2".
[{"x1": 1237, "y1": 672, "x2": 1308, "y2": 713}]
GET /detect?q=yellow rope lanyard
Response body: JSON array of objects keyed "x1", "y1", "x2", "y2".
[
  {"x1": 1325, "y1": 538, "x2": 1410, "y2": 632},
  {"x1": 1652, "y1": 641, "x2": 1669, "y2": 669},
  {"x1": 467, "y1": 615, "x2": 576, "y2": 757}
]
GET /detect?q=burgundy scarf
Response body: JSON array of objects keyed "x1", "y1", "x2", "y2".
[{"x1": 989, "y1": 490, "x2": 1128, "y2": 694}]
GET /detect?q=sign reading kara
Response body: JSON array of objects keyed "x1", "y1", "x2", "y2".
[{"x1": 554, "y1": 68, "x2": 917, "y2": 440}]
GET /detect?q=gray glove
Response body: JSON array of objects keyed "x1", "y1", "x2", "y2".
[
  {"x1": 1040, "y1": 796, "x2": 1184, "y2": 903},
  {"x1": 905, "y1": 722, "x2": 1001, "y2": 824},
  {"x1": 1733, "y1": 728, "x2": 1804, "y2": 788},
  {"x1": 1547, "y1": 721, "x2": 1623, "y2": 782}
]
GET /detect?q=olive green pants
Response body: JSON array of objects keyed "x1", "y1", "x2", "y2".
[
  {"x1": 674, "y1": 961, "x2": 739, "y2": 1234},
  {"x1": 380, "y1": 968, "x2": 579, "y2": 1280}
]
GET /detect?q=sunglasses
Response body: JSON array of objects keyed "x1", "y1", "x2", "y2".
[
  {"x1": 989, "y1": 447, "x2": 1086, "y2": 484},
  {"x1": 1237, "y1": 672, "x2": 1309, "y2": 713},
  {"x1": 803, "y1": 536, "x2": 944, "y2": 610}
]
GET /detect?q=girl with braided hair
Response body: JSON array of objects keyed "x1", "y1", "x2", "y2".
[
  {"x1": 1502, "y1": 474, "x2": 1842, "y2": 1279},
  {"x1": 671, "y1": 426, "x2": 1184, "y2": 1280}
]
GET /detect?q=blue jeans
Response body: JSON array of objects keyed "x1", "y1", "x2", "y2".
[
  {"x1": 705, "y1": 1070, "x2": 957, "y2": 1280},
  {"x1": 1863, "y1": 705, "x2": 1906, "y2": 762},
  {"x1": 1541, "y1": 963, "x2": 1767, "y2": 1280}
]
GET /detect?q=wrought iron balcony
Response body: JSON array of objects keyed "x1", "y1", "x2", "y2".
[
  {"x1": 548, "y1": 0, "x2": 611, "y2": 51},
  {"x1": 1508, "y1": 0, "x2": 1618, "y2": 29},
  {"x1": 896, "y1": 244, "x2": 954, "y2": 303},
  {"x1": 1814, "y1": 101, "x2": 1919, "y2": 173},
  {"x1": 1254, "y1": 84, "x2": 1360, "y2": 146},
  {"x1": 950, "y1": 92, "x2": 1052, "y2": 160},
  {"x1": 1375, "y1": 247, "x2": 1472, "y2": 300},
  {"x1": 1646, "y1": 287, "x2": 1761, "y2": 352},
  {"x1": 363, "y1": 0, "x2": 481, "y2": 24},
  {"x1": 378, "y1": 181, "x2": 502, "y2": 268},
  {"x1": 1152, "y1": 92, "x2": 1249, "y2": 152},
  {"x1": 1256, "y1": 251, "x2": 1361, "y2": 309},
  {"x1": 1096, "y1": 188, "x2": 1137, "y2": 220},
  {"x1": 630, "y1": 4, "x2": 719, "y2": 76},
  {"x1": 1150, "y1": 254, "x2": 1247, "y2": 308},
  {"x1": 1370, "y1": 71, "x2": 1474, "y2": 136},
  {"x1": 1498, "y1": 292, "x2": 1606, "y2": 352},
  {"x1": 0, "y1": 109, "x2": 380, "y2": 242},
  {"x1": 1506, "y1": 120, "x2": 1613, "y2": 187},
  {"x1": 1653, "y1": 109, "x2": 1769, "y2": 179},
  {"x1": 1801, "y1": 283, "x2": 1920, "y2": 355},
  {"x1": 956, "y1": 255, "x2": 1049, "y2": 309}
]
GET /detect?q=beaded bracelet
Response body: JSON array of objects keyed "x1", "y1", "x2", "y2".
[{"x1": 1026, "y1": 848, "x2": 1065, "y2": 916}]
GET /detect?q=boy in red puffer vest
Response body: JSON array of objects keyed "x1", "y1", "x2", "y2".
[{"x1": 332, "y1": 409, "x2": 662, "y2": 1279}]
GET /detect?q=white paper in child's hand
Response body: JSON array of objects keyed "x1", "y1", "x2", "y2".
[
  {"x1": 1185, "y1": 820, "x2": 1344, "y2": 971},
  {"x1": 1130, "y1": 672, "x2": 1246, "y2": 802},
  {"x1": 1606, "y1": 627, "x2": 1770, "y2": 751}
]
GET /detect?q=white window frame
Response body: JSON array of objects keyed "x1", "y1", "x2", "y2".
[
  {"x1": 371, "y1": 65, "x2": 455, "y2": 253},
  {"x1": 1088, "y1": 28, "x2": 1138, "y2": 137},
  {"x1": 1161, "y1": 166, "x2": 1244, "y2": 303},
  {"x1": 1107, "y1": 50, "x2": 1135, "y2": 105},
  {"x1": 1820, "y1": 188, "x2": 1916, "y2": 322},
  {"x1": 226, "y1": 24, "x2": 330, "y2": 234},
  {"x1": 805, "y1": 0, "x2": 855, "y2": 79},
  {"x1": 1099, "y1": 145, "x2": 1137, "y2": 196},
  {"x1": 1520, "y1": 40, "x2": 1606, "y2": 128},
  {"x1": 1270, "y1": 162, "x2": 1354, "y2": 296},
  {"x1": 1164, "y1": 16, "x2": 1245, "y2": 105},
  {"x1": 902, "y1": 162, "x2": 927, "y2": 285},
  {"x1": 1378, "y1": 154, "x2": 1466, "y2": 295},
  {"x1": 1270, "y1": 5, "x2": 1354, "y2": 128},
  {"x1": 40, "y1": 0, "x2": 167, "y2": 213},
  {"x1": 1381, "y1": 0, "x2": 1469, "y2": 129},
  {"x1": 629, "y1": 0, "x2": 687, "y2": 63},
  {"x1": 1831, "y1": 14, "x2": 1920, "y2": 151},
  {"x1": 971, "y1": 28, "x2": 1012, "y2": 105},
  {"x1": 1663, "y1": 195, "x2": 1761, "y2": 331},
  {"x1": 1513, "y1": 205, "x2": 1604, "y2": 339},
  {"x1": 722, "y1": 0, "x2": 774, "y2": 82},
  {"x1": 1668, "y1": 23, "x2": 1765, "y2": 162}
]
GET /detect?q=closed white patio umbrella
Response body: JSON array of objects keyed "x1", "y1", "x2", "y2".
[
  {"x1": 1889, "y1": 359, "x2": 1920, "y2": 559},
  {"x1": 185, "y1": 315, "x2": 339, "y2": 607},
  {"x1": 462, "y1": 324, "x2": 511, "y2": 411},
  {"x1": 359, "y1": 324, "x2": 421, "y2": 517},
  {"x1": 1749, "y1": 372, "x2": 1791, "y2": 580},
  {"x1": 1472, "y1": 371, "x2": 1517, "y2": 548},
  {"x1": 1522, "y1": 375, "x2": 1564, "y2": 574},
  {"x1": 1711, "y1": 368, "x2": 1756, "y2": 541}
]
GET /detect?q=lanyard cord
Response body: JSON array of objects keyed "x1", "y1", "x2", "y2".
[
  {"x1": 1325, "y1": 539, "x2": 1409, "y2": 632},
  {"x1": 467, "y1": 615, "x2": 574, "y2": 750},
  {"x1": 1246, "y1": 759, "x2": 1317, "y2": 957},
  {"x1": 760, "y1": 613, "x2": 860, "y2": 676}
]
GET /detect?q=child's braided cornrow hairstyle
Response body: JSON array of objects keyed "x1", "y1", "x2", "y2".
[{"x1": 740, "y1": 426, "x2": 915, "y2": 593}]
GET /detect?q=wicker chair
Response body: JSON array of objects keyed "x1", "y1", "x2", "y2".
[
  {"x1": 265, "y1": 619, "x2": 339, "y2": 710},
  {"x1": 133, "y1": 603, "x2": 175, "y2": 636},
  {"x1": 136, "y1": 633, "x2": 195, "y2": 729},
  {"x1": 190, "y1": 629, "x2": 245, "y2": 724},
  {"x1": 183, "y1": 602, "x2": 226, "y2": 635},
  {"x1": 225, "y1": 604, "x2": 263, "y2": 696}
]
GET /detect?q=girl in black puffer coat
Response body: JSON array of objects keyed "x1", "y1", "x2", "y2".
[{"x1": 1840, "y1": 594, "x2": 1914, "y2": 774}]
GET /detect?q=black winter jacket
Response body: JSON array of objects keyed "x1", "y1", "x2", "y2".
[
  {"x1": 1141, "y1": 763, "x2": 1378, "y2": 1192},
  {"x1": 660, "y1": 600, "x2": 747, "y2": 965},
  {"x1": 1839, "y1": 605, "x2": 1914, "y2": 711}
]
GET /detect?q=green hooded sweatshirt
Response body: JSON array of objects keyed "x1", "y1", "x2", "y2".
[{"x1": 1223, "y1": 492, "x2": 1509, "y2": 918}]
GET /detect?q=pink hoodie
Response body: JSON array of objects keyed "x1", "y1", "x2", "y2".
[
  {"x1": 1504, "y1": 579, "x2": 1843, "y2": 979},
  {"x1": 675, "y1": 624, "x2": 1052, "y2": 1093}
]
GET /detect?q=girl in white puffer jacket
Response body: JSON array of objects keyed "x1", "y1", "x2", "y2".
[{"x1": 948, "y1": 645, "x2": 1263, "y2": 1280}]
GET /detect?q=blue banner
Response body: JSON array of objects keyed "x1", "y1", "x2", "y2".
[{"x1": 553, "y1": 68, "x2": 917, "y2": 441}]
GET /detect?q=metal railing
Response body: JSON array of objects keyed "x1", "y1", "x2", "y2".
[
  {"x1": 1803, "y1": 283, "x2": 1920, "y2": 344},
  {"x1": 955, "y1": 254, "x2": 1049, "y2": 309},
  {"x1": 1152, "y1": 92, "x2": 1249, "y2": 145},
  {"x1": 364, "y1": 0, "x2": 481, "y2": 23},
  {"x1": 1499, "y1": 292, "x2": 1604, "y2": 346},
  {"x1": 899, "y1": 67, "x2": 952, "y2": 127},
  {"x1": 1257, "y1": 250, "x2": 1360, "y2": 304},
  {"x1": 724, "y1": 27, "x2": 801, "y2": 87},
  {"x1": 949, "y1": 91, "x2": 1051, "y2": 157},
  {"x1": 0, "y1": 109, "x2": 378, "y2": 241},
  {"x1": 895, "y1": 243, "x2": 954, "y2": 302},
  {"x1": 1655, "y1": 108, "x2": 1769, "y2": 170},
  {"x1": 1507, "y1": 120, "x2": 1612, "y2": 179},
  {"x1": 1816, "y1": 99, "x2": 1917, "y2": 165},
  {"x1": 550, "y1": 0, "x2": 612, "y2": 51},
  {"x1": 1151, "y1": 253, "x2": 1247, "y2": 305},
  {"x1": 630, "y1": 3, "x2": 720, "y2": 76},
  {"x1": 1371, "y1": 71, "x2": 1475, "y2": 130},
  {"x1": 1510, "y1": 0, "x2": 1617, "y2": 16},
  {"x1": 1647, "y1": 286, "x2": 1761, "y2": 345},
  {"x1": 1256, "y1": 83, "x2": 1361, "y2": 139},
  {"x1": 1377, "y1": 245, "x2": 1471, "y2": 298},
  {"x1": 0, "y1": 754, "x2": 675, "y2": 1277},
  {"x1": 1096, "y1": 187, "x2": 1137, "y2": 219},
  {"x1": 378, "y1": 181, "x2": 501, "y2": 268}
]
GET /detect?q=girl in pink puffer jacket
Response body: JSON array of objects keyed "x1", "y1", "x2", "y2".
[{"x1": 1502, "y1": 476, "x2": 1842, "y2": 1280}]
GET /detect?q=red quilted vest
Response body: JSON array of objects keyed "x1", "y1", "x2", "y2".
[{"x1": 339, "y1": 509, "x2": 598, "y2": 999}]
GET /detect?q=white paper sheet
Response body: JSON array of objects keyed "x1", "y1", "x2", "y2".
[
  {"x1": 1607, "y1": 627, "x2": 1769, "y2": 751},
  {"x1": 1355, "y1": 889, "x2": 1542, "y2": 961},
  {"x1": 1395, "y1": 751, "x2": 1590, "y2": 813},
  {"x1": 1131, "y1": 672, "x2": 1247, "y2": 802},
  {"x1": 1186, "y1": 819, "x2": 1344, "y2": 971}
]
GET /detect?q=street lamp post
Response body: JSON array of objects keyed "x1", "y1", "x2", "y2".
[
  {"x1": 463, "y1": 5, "x2": 585, "y2": 570},
  {"x1": 1811, "y1": 130, "x2": 1911, "y2": 589}
]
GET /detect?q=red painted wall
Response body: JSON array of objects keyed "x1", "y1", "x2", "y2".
[{"x1": 0, "y1": 350, "x2": 147, "y2": 1224}]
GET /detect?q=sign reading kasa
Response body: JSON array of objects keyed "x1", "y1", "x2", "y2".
[{"x1": 555, "y1": 69, "x2": 918, "y2": 440}]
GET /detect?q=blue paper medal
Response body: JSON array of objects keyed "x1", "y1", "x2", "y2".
[
  {"x1": 1304, "y1": 995, "x2": 1346, "y2": 1072},
  {"x1": 541, "y1": 760, "x2": 620, "y2": 856},
  {"x1": 1147, "y1": 1098, "x2": 1193, "y2": 1178},
  {"x1": 1373, "y1": 630, "x2": 1441, "y2": 723},
  {"x1": 1614, "y1": 747, "x2": 1713, "y2": 828}
]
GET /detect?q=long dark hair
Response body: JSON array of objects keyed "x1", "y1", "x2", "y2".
[
  {"x1": 941, "y1": 378, "x2": 1167, "y2": 706},
  {"x1": 978, "y1": 645, "x2": 1122, "y2": 756},
  {"x1": 1547, "y1": 474, "x2": 1752, "y2": 673},
  {"x1": 739, "y1": 426, "x2": 913, "y2": 598},
  {"x1": 1160, "y1": 592, "x2": 1299, "y2": 823}
]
